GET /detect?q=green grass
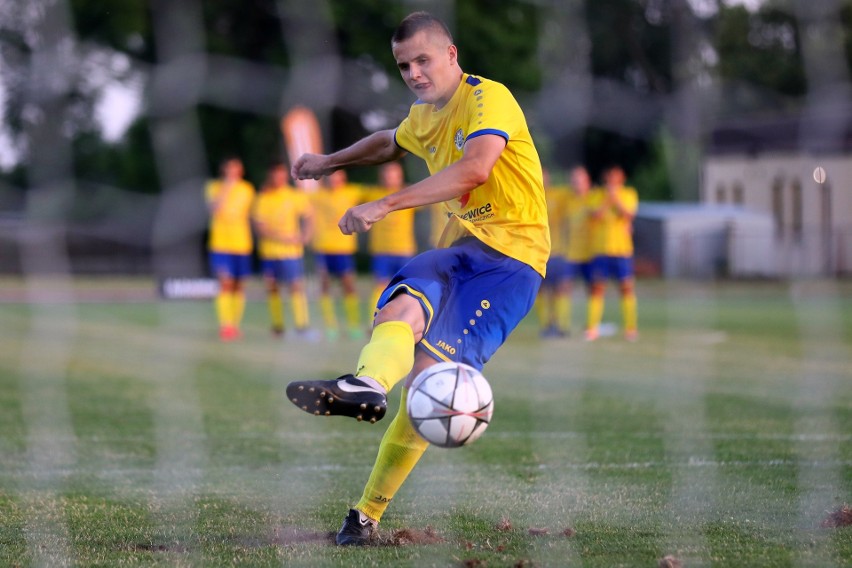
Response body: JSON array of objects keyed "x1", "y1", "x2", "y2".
[{"x1": 0, "y1": 278, "x2": 850, "y2": 566}]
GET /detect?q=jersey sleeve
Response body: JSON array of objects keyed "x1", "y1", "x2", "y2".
[
  {"x1": 394, "y1": 114, "x2": 418, "y2": 156},
  {"x1": 622, "y1": 188, "x2": 639, "y2": 216},
  {"x1": 463, "y1": 80, "x2": 522, "y2": 145}
]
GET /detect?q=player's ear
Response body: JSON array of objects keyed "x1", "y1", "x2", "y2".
[{"x1": 447, "y1": 44, "x2": 458, "y2": 66}]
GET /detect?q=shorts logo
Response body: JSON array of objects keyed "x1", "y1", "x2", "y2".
[
  {"x1": 435, "y1": 340, "x2": 457, "y2": 355},
  {"x1": 454, "y1": 128, "x2": 464, "y2": 150},
  {"x1": 429, "y1": 146, "x2": 437, "y2": 154},
  {"x1": 481, "y1": 300, "x2": 491, "y2": 309}
]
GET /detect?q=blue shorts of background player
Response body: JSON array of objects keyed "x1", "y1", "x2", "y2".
[
  {"x1": 209, "y1": 252, "x2": 253, "y2": 279},
  {"x1": 372, "y1": 254, "x2": 413, "y2": 280},
  {"x1": 590, "y1": 255, "x2": 634, "y2": 282},
  {"x1": 315, "y1": 253, "x2": 355, "y2": 277},
  {"x1": 261, "y1": 258, "x2": 305, "y2": 284},
  {"x1": 375, "y1": 238, "x2": 542, "y2": 372},
  {"x1": 541, "y1": 256, "x2": 570, "y2": 289},
  {"x1": 565, "y1": 259, "x2": 593, "y2": 286}
]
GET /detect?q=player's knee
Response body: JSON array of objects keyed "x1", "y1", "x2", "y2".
[{"x1": 374, "y1": 294, "x2": 425, "y2": 341}]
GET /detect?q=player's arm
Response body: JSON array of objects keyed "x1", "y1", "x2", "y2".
[
  {"x1": 207, "y1": 181, "x2": 234, "y2": 214},
  {"x1": 607, "y1": 188, "x2": 636, "y2": 220},
  {"x1": 291, "y1": 130, "x2": 406, "y2": 180},
  {"x1": 338, "y1": 134, "x2": 505, "y2": 235}
]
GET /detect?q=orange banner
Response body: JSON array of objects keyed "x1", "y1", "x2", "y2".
[{"x1": 281, "y1": 106, "x2": 323, "y2": 192}]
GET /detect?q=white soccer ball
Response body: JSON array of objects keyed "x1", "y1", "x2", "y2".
[{"x1": 406, "y1": 362, "x2": 494, "y2": 448}]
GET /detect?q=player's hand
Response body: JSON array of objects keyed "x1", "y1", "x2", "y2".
[
  {"x1": 338, "y1": 200, "x2": 390, "y2": 235},
  {"x1": 291, "y1": 153, "x2": 334, "y2": 180}
]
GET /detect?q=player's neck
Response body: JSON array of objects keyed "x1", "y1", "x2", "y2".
[{"x1": 433, "y1": 69, "x2": 464, "y2": 111}]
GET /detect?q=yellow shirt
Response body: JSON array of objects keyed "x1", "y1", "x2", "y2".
[
  {"x1": 252, "y1": 185, "x2": 312, "y2": 260},
  {"x1": 311, "y1": 184, "x2": 363, "y2": 255},
  {"x1": 544, "y1": 186, "x2": 570, "y2": 257},
  {"x1": 588, "y1": 186, "x2": 638, "y2": 257},
  {"x1": 394, "y1": 73, "x2": 550, "y2": 277},
  {"x1": 565, "y1": 191, "x2": 594, "y2": 262},
  {"x1": 363, "y1": 187, "x2": 417, "y2": 256},
  {"x1": 206, "y1": 179, "x2": 255, "y2": 254}
]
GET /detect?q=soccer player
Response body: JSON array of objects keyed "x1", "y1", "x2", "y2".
[
  {"x1": 285, "y1": 12, "x2": 549, "y2": 546},
  {"x1": 562, "y1": 165, "x2": 596, "y2": 333},
  {"x1": 206, "y1": 156, "x2": 255, "y2": 342},
  {"x1": 363, "y1": 161, "x2": 417, "y2": 317},
  {"x1": 585, "y1": 165, "x2": 639, "y2": 341},
  {"x1": 252, "y1": 161, "x2": 316, "y2": 338},
  {"x1": 310, "y1": 169, "x2": 364, "y2": 340},
  {"x1": 536, "y1": 169, "x2": 571, "y2": 337}
]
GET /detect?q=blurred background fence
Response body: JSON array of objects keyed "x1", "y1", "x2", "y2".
[{"x1": 1, "y1": 0, "x2": 851, "y2": 280}]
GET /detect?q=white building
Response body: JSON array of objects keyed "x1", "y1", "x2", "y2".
[{"x1": 701, "y1": 106, "x2": 852, "y2": 277}]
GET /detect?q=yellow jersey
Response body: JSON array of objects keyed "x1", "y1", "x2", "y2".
[
  {"x1": 565, "y1": 191, "x2": 594, "y2": 262},
  {"x1": 205, "y1": 179, "x2": 255, "y2": 254},
  {"x1": 311, "y1": 184, "x2": 363, "y2": 255},
  {"x1": 544, "y1": 185, "x2": 571, "y2": 257},
  {"x1": 394, "y1": 73, "x2": 550, "y2": 277},
  {"x1": 363, "y1": 187, "x2": 417, "y2": 256},
  {"x1": 588, "y1": 186, "x2": 639, "y2": 258},
  {"x1": 252, "y1": 185, "x2": 312, "y2": 260}
]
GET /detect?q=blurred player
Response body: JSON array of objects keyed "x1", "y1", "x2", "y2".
[
  {"x1": 206, "y1": 156, "x2": 255, "y2": 341},
  {"x1": 252, "y1": 161, "x2": 316, "y2": 338},
  {"x1": 311, "y1": 169, "x2": 364, "y2": 340},
  {"x1": 285, "y1": 12, "x2": 549, "y2": 545},
  {"x1": 536, "y1": 169, "x2": 571, "y2": 337},
  {"x1": 562, "y1": 165, "x2": 595, "y2": 333},
  {"x1": 363, "y1": 162, "x2": 416, "y2": 318},
  {"x1": 586, "y1": 165, "x2": 639, "y2": 341}
]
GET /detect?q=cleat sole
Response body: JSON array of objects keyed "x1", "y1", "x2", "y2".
[{"x1": 286, "y1": 378, "x2": 387, "y2": 423}]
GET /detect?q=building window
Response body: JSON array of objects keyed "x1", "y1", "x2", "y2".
[
  {"x1": 791, "y1": 179, "x2": 802, "y2": 240},
  {"x1": 733, "y1": 183, "x2": 744, "y2": 205},
  {"x1": 772, "y1": 178, "x2": 784, "y2": 237},
  {"x1": 716, "y1": 184, "x2": 726, "y2": 204}
]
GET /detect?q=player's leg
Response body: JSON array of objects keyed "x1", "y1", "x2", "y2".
[
  {"x1": 316, "y1": 256, "x2": 339, "y2": 339},
  {"x1": 585, "y1": 257, "x2": 606, "y2": 341},
  {"x1": 557, "y1": 277, "x2": 572, "y2": 336},
  {"x1": 337, "y1": 348, "x2": 434, "y2": 545},
  {"x1": 211, "y1": 252, "x2": 239, "y2": 341},
  {"x1": 340, "y1": 265, "x2": 363, "y2": 340},
  {"x1": 263, "y1": 261, "x2": 285, "y2": 336},
  {"x1": 286, "y1": 292, "x2": 423, "y2": 422},
  {"x1": 617, "y1": 257, "x2": 638, "y2": 341}
]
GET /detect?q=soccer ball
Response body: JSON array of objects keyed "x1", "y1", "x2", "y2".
[{"x1": 406, "y1": 362, "x2": 494, "y2": 448}]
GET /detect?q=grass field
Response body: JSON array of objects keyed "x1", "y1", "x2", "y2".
[{"x1": 0, "y1": 277, "x2": 850, "y2": 567}]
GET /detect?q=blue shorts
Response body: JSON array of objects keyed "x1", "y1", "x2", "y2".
[
  {"x1": 372, "y1": 254, "x2": 413, "y2": 280},
  {"x1": 377, "y1": 238, "x2": 542, "y2": 371},
  {"x1": 209, "y1": 252, "x2": 253, "y2": 279},
  {"x1": 315, "y1": 253, "x2": 355, "y2": 277},
  {"x1": 542, "y1": 256, "x2": 570, "y2": 288},
  {"x1": 591, "y1": 255, "x2": 634, "y2": 282},
  {"x1": 565, "y1": 260, "x2": 593, "y2": 285},
  {"x1": 261, "y1": 258, "x2": 304, "y2": 283}
]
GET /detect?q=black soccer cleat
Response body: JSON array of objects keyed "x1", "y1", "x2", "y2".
[
  {"x1": 286, "y1": 374, "x2": 387, "y2": 423},
  {"x1": 336, "y1": 508, "x2": 377, "y2": 546}
]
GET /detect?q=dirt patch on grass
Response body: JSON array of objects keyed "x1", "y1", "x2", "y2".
[
  {"x1": 820, "y1": 505, "x2": 852, "y2": 528},
  {"x1": 376, "y1": 526, "x2": 444, "y2": 546},
  {"x1": 659, "y1": 555, "x2": 683, "y2": 568}
]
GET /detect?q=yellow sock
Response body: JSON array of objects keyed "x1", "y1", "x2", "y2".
[
  {"x1": 344, "y1": 293, "x2": 361, "y2": 330},
  {"x1": 320, "y1": 294, "x2": 338, "y2": 330},
  {"x1": 535, "y1": 294, "x2": 550, "y2": 329},
  {"x1": 291, "y1": 291, "x2": 310, "y2": 329},
  {"x1": 268, "y1": 292, "x2": 284, "y2": 330},
  {"x1": 622, "y1": 293, "x2": 637, "y2": 332},
  {"x1": 587, "y1": 293, "x2": 604, "y2": 331},
  {"x1": 355, "y1": 321, "x2": 414, "y2": 392},
  {"x1": 232, "y1": 292, "x2": 246, "y2": 328},
  {"x1": 555, "y1": 295, "x2": 571, "y2": 332},
  {"x1": 355, "y1": 388, "x2": 429, "y2": 522},
  {"x1": 215, "y1": 292, "x2": 234, "y2": 328}
]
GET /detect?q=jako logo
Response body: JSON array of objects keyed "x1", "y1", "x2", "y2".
[{"x1": 436, "y1": 340, "x2": 457, "y2": 355}]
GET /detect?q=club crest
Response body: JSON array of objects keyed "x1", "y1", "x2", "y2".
[{"x1": 454, "y1": 128, "x2": 464, "y2": 150}]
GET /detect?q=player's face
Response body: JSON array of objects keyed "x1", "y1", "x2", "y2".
[
  {"x1": 571, "y1": 168, "x2": 590, "y2": 195},
  {"x1": 269, "y1": 166, "x2": 288, "y2": 187},
  {"x1": 380, "y1": 163, "x2": 404, "y2": 189},
  {"x1": 222, "y1": 159, "x2": 243, "y2": 181},
  {"x1": 605, "y1": 168, "x2": 625, "y2": 188},
  {"x1": 392, "y1": 30, "x2": 459, "y2": 108}
]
